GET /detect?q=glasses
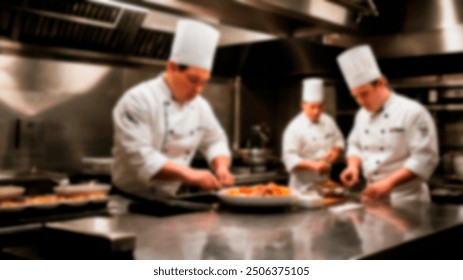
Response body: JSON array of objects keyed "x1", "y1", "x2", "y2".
[{"x1": 184, "y1": 74, "x2": 208, "y2": 88}]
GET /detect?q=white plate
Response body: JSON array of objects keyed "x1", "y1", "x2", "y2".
[
  {"x1": 60, "y1": 199, "x2": 88, "y2": 207},
  {"x1": 54, "y1": 184, "x2": 111, "y2": 196},
  {"x1": 0, "y1": 186, "x2": 25, "y2": 200},
  {"x1": 28, "y1": 202, "x2": 60, "y2": 210},
  {"x1": 217, "y1": 187, "x2": 297, "y2": 207},
  {"x1": 0, "y1": 204, "x2": 27, "y2": 212}
]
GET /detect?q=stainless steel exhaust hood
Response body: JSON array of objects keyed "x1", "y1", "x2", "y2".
[
  {"x1": 0, "y1": 0, "x2": 174, "y2": 67},
  {"x1": 324, "y1": 0, "x2": 463, "y2": 58},
  {"x1": 0, "y1": 0, "x2": 370, "y2": 69},
  {"x1": 6, "y1": 0, "x2": 462, "y2": 78}
]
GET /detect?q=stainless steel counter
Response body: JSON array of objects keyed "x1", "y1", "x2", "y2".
[{"x1": 102, "y1": 197, "x2": 463, "y2": 260}]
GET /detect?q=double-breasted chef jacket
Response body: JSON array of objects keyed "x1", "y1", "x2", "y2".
[
  {"x1": 283, "y1": 112, "x2": 345, "y2": 192},
  {"x1": 112, "y1": 74, "x2": 231, "y2": 197},
  {"x1": 347, "y1": 92, "x2": 439, "y2": 202}
]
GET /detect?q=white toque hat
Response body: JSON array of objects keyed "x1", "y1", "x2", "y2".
[
  {"x1": 336, "y1": 45, "x2": 383, "y2": 90},
  {"x1": 169, "y1": 19, "x2": 220, "y2": 70},
  {"x1": 302, "y1": 78, "x2": 324, "y2": 102}
]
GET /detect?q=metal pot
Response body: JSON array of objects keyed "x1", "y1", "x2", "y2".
[
  {"x1": 235, "y1": 148, "x2": 273, "y2": 165},
  {"x1": 454, "y1": 152, "x2": 463, "y2": 176}
]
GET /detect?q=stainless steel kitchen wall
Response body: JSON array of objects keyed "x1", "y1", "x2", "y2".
[{"x1": 0, "y1": 54, "x2": 234, "y2": 173}]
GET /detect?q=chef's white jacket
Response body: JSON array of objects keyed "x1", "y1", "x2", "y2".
[
  {"x1": 111, "y1": 74, "x2": 231, "y2": 196},
  {"x1": 347, "y1": 92, "x2": 439, "y2": 202},
  {"x1": 282, "y1": 112, "x2": 345, "y2": 192}
]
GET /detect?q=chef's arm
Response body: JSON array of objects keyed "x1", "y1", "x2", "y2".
[
  {"x1": 293, "y1": 160, "x2": 323, "y2": 171},
  {"x1": 198, "y1": 102, "x2": 232, "y2": 167},
  {"x1": 346, "y1": 156, "x2": 361, "y2": 170},
  {"x1": 383, "y1": 168, "x2": 417, "y2": 189},
  {"x1": 324, "y1": 147, "x2": 343, "y2": 164},
  {"x1": 403, "y1": 109, "x2": 439, "y2": 181},
  {"x1": 151, "y1": 161, "x2": 192, "y2": 181},
  {"x1": 152, "y1": 161, "x2": 222, "y2": 189},
  {"x1": 212, "y1": 155, "x2": 231, "y2": 171},
  {"x1": 340, "y1": 156, "x2": 362, "y2": 188},
  {"x1": 326, "y1": 119, "x2": 346, "y2": 164}
]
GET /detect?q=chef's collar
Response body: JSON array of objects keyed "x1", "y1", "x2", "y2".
[
  {"x1": 382, "y1": 91, "x2": 396, "y2": 110},
  {"x1": 305, "y1": 114, "x2": 322, "y2": 126},
  {"x1": 309, "y1": 118, "x2": 320, "y2": 125},
  {"x1": 369, "y1": 91, "x2": 396, "y2": 119}
]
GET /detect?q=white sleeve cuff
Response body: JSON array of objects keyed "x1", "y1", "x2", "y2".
[
  {"x1": 137, "y1": 152, "x2": 169, "y2": 185},
  {"x1": 404, "y1": 157, "x2": 437, "y2": 180},
  {"x1": 204, "y1": 142, "x2": 231, "y2": 163},
  {"x1": 346, "y1": 145, "x2": 361, "y2": 158},
  {"x1": 283, "y1": 155, "x2": 302, "y2": 172}
]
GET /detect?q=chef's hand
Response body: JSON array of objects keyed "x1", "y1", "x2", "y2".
[
  {"x1": 312, "y1": 161, "x2": 331, "y2": 176},
  {"x1": 323, "y1": 151, "x2": 336, "y2": 164},
  {"x1": 362, "y1": 179, "x2": 394, "y2": 201},
  {"x1": 340, "y1": 166, "x2": 359, "y2": 188},
  {"x1": 215, "y1": 166, "x2": 235, "y2": 187},
  {"x1": 183, "y1": 169, "x2": 221, "y2": 190}
]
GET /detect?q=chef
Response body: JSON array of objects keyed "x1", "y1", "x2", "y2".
[
  {"x1": 111, "y1": 19, "x2": 234, "y2": 198},
  {"x1": 282, "y1": 78, "x2": 345, "y2": 192},
  {"x1": 337, "y1": 45, "x2": 438, "y2": 203}
]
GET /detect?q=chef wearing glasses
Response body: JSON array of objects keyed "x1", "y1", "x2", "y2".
[{"x1": 112, "y1": 19, "x2": 234, "y2": 198}]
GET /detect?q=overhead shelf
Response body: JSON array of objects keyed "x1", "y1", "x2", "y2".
[{"x1": 427, "y1": 104, "x2": 463, "y2": 111}]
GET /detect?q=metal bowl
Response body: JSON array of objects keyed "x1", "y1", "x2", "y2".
[{"x1": 235, "y1": 148, "x2": 273, "y2": 165}]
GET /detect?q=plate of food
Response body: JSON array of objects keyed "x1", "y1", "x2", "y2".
[
  {"x1": 217, "y1": 183, "x2": 297, "y2": 207},
  {"x1": 24, "y1": 195, "x2": 61, "y2": 209},
  {"x1": 0, "y1": 185, "x2": 25, "y2": 200},
  {"x1": 54, "y1": 183, "x2": 111, "y2": 197},
  {"x1": 0, "y1": 199, "x2": 27, "y2": 212}
]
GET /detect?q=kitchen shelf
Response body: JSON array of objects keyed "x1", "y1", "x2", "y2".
[
  {"x1": 391, "y1": 82, "x2": 463, "y2": 89},
  {"x1": 427, "y1": 104, "x2": 463, "y2": 111}
]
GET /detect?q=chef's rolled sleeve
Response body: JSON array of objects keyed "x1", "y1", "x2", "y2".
[
  {"x1": 198, "y1": 101, "x2": 231, "y2": 163},
  {"x1": 283, "y1": 152, "x2": 303, "y2": 172},
  {"x1": 282, "y1": 125, "x2": 303, "y2": 172},
  {"x1": 202, "y1": 142, "x2": 230, "y2": 162},
  {"x1": 331, "y1": 118, "x2": 345, "y2": 149},
  {"x1": 346, "y1": 113, "x2": 362, "y2": 158},
  {"x1": 137, "y1": 149, "x2": 169, "y2": 185},
  {"x1": 113, "y1": 93, "x2": 168, "y2": 185},
  {"x1": 403, "y1": 109, "x2": 439, "y2": 180}
]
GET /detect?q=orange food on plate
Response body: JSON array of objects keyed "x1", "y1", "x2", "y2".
[
  {"x1": 0, "y1": 200, "x2": 26, "y2": 208},
  {"x1": 228, "y1": 182, "x2": 291, "y2": 197},
  {"x1": 24, "y1": 195, "x2": 60, "y2": 204}
]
